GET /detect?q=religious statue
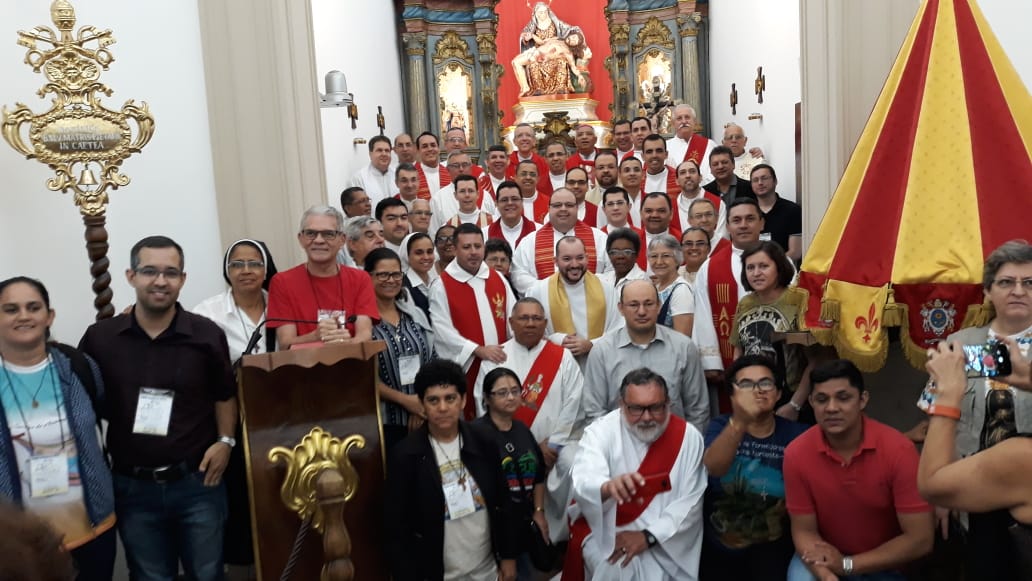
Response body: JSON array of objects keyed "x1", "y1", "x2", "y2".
[
  {"x1": 638, "y1": 75, "x2": 674, "y2": 134},
  {"x1": 511, "y1": 2, "x2": 592, "y2": 97}
]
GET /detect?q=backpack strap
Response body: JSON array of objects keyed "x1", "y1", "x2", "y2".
[{"x1": 50, "y1": 343, "x2": 109, "y2": 464}]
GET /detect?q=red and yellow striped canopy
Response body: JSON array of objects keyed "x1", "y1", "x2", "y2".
[{"x1": 799, "y1": 0, "x2": 1032, "y2": 370}]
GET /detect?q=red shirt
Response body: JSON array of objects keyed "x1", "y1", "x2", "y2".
[
  {"x1": 783, "y1": 416, "x2": 930, "y2": 556},
  {"x1": 267, "y1": 263, "x2": 379, "y2": 336}
]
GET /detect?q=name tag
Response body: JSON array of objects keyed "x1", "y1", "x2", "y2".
[
  {"x1": 29, "y1": 455, "x2": 69, "y2": 498},
  {"x1": 398, "y1": 355, "x2": 420, "y2": 385},
  {"x1": 444, "y1": 480, "x2": 476, "y2": 520},
  {"x1": 759, "y1": 232, "x2": 772, "y2": 241},
  {"x1": 132, "y1": 388, "x2": 174, "y2": 436}
]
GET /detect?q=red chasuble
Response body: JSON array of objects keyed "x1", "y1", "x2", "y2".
[
  {"x1": 513, "y1": 342, "x2": 565, "y2": 428},
  {"x1": 533, "y1": 222, "x2": 598, "y2": 279},
  {"x1": 486, "y1": 218, "x2": 537, "y2": 248},
  {"x1": 682, "y1": 133, "x2": 710, "y2": 165},
  {"x1": 707, "y1": 243, "x2": 739, "y2": 370},
  {"x1": 567, "y1": 150, "x2": 599, "y2": 185},
  {"x1": 440, "y1": 269, "x2": 509, "y2": 420},
  {"x1": 416, "y1": 164, "x2": 451, "y2": 201},
  {"x1": 643, "y1": 166, "x2": 684, "y2": 240},
  {"x1": 507, "y1": 152, "x2": 552, "y2": 196},
  {"x1": 477, "y1": 173, "x2": 500, "y2": 207},
  {"x1": 562, "y1": 415, "x2": 688, "y2": 581}
]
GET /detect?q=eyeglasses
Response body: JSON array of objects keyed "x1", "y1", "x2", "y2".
[
  {"x1": 993, "y1": 278, "x2": 1032, "y2": 291},
  {"x1": 301, "y1": 229, "x2": 341, "y2": 241},
  {"x1": 733, "y1": 378, "x2": 777, "y2": 393},
  {"x1": 446, "y1": 137, "x2": 465, "y2": 143},
  {"x1": 228, "y1": 260, "x2": 265, "y2": 270},
  {"x1": 624, "y1": 401, "x2": 669, "y2": 419},
  {"x1": 549, "y1": 202, "x2": 577, "y2": 209},
  {"x1": 435, "y1": 236, "x2": 455, "y2": 245},
  {"x1": 682, "y1": 240, "x2": 709, "y2": 248},
  {"x1": 490, "y1": 388, "x2": 522, "y2": 399},
  {"x1": 372, "y1": 271, "x2": 404, "y2": 282},
  {"x1": 513, "y1": 315, "x2": 545, "y2": 323},
  {"x1": 411, "y1": 210, "x2": 432, "y2": 217},
  {"x1": 134, "y1": 267, "x2": 183, "y2": 281},
  {"x1": 607, "y1": 249, "x2": 636, "y2": 258},
  {"x1": 648, "y1": 253, "x2": 677, "y2": 261}
]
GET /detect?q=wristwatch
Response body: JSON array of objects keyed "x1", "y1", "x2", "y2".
[
  {"x1": 842, "y1": 556, "x2": 854, "y2": 575},
  {"x1": 642, "y1": 529, "x2": 658, "y2": 548},
  {"x1": 217, "y1": 435, "x2": 237, "y2": 448}
]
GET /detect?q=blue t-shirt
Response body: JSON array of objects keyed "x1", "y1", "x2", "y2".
[{"x1": 703, "y1": 415, "x2": 807, "y2": 552}]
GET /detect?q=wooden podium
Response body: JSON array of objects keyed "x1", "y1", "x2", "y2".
[{"x1": 238, "y1": 341, "x2": 388, "y2": 581}]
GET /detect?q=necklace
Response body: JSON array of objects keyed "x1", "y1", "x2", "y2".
[
  {"x1": 1, "y1": 355, "x2": 52, "y2": 408},
  {"x1": 430, "y1": 433, "x2": 466, "y2": 488}
]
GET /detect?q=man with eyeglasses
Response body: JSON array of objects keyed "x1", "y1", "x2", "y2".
[
  {"x1": 676, "y1": 160, "x2": 727, "y2": 241},
  {"x1": 585, "y1": 151, "x2": 619, "y2": 206},
  {"x1": 350, "y1": 135, "x2": 397, "y2": 207},
  {"x1": 666, "y1": 105, "x2": 716, "y2": 185},
  {"x1": 687, "y1": 198, "x2": 729, "y2": 255},
  {"x1": 409, "y1": 199, "x2": 432, "y2": 235},
  {"x1": 267, "y1": 206, "x2": 378, "y2": 349},
  {"x1": 385, "y1": 359, "x2": 518, "y2": 581},
  {"x1": 937, "y1": 240, "x2": 1032, "y2": 579},
  {"x1": 394, "y1": 163, "x2": 421, "y2": 211},
  {"x1": 441, "y1": 127, "x2": 484, "y2": 178},
  {"x1": 560, "y1": 167, "x2": 600, "y2": 227},
  {"x1": 722, "y1": 122, "x2": 766, "y2": 181},
  {"x1": 485, "y1": 181, "x2": 539, "y2": 250},
  {"x1": 375, "y1": 198, "x2": 412, "y2": 270},
  {"x1": 784, "y1": 359, "x2": 933, "y2": 581},
  {"x1": 525, "y1": 237, "x2": 621, "y2": 364},
  {"x1": 510, "y1": 188, "x2": 612, "y2": 295},
  {"x1": 339, "y1": 186, "x2": 371, "y2": 218},
  {"x1": 704, "y1": 146, "x2": 756, "y2": 209},
  {"x1": 583, "y1": 280, "x2": 709, "y2": 431},
  {"x1": 430, "y1": 223, "x2": 516, "y2": 420},
  {"x1": 567, "y1": 367, "x2": 708, "y2": 580},
  {"x1": 507, "y1": 123, "x2": 551, "y2": 196},
  {"x1": 79, "y1": 235, "x2": 238, "y2": 580},
  {"x1": 600, "y1": 227, "x2": 649, "y2": 294},
  {"x1": 415, "y1": 131, "x2": 449, "y2": 200},
  {"x1": 700, "y1": 355, "x2": 807, "y2": 580},
  {"x1": 751, "y1": 164, "x2": 802, "y2": 263},
  {"x1": 430, "y1": 152, "x2": 497, "y2": 238}
]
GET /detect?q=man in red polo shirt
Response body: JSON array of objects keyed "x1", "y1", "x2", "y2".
[{"x1": 783, "y1": 359, "x2": 933, "y2": 581}]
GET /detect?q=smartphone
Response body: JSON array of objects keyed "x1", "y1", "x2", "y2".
[
  {"x1": 636, "y1": 473, "x2": 672, "y2": 498},
  {"x1": 962, "y1": 342, "x2": 1012, "y2": 378}
]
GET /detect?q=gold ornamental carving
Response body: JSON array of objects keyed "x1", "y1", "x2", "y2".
[
  {"x1": 609, "y1": 23, "x2": 630, "y2": 46},
  {"x1": 476, "y1": 33, "x2": 496, "y2": 56},
  {"x1": 403, "y1": 33, "x2": 426, "y2": 57},
  {"x1": 632, "y1": 17, "x2": 675, "y2": 53},
  {"x1": 268, "y1": 427, "x2": 366, "y2": 534},
  {"x1": 432, "y1": 31, "x2": 473, "y2": 65},
  {"x1": 2, "y1": 1, "x2": 155, "y2": 321},
  {"x1": 677, "y1": 12, "x2": 702, "y2": 37}
]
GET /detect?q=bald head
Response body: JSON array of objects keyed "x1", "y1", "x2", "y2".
[{"x1": 722, "y1": 123, "x2": 748, "y2": 157}]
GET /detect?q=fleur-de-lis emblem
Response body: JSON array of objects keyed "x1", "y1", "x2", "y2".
[
  {"x1": 854, "y1": 303, "x2": 880, "y2": 344},
  {"x1": 492, "y1": 293, "x2": 505, "y2": 321}
]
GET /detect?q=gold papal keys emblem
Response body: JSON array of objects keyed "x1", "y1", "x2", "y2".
[{"x1": 2, "y1": 0, "x2": 154, "y2": 320}]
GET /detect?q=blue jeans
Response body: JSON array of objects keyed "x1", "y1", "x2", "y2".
[
  {"x1": 787, "y1": 554, "x2": 907, "y2": 581},
  {"x1": 113, "y1": 472, "x2": 227, "y2": 581}
]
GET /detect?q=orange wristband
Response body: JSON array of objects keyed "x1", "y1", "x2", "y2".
[{"x1": 927, "y1": 404, "x2": 962, "y2": 420}]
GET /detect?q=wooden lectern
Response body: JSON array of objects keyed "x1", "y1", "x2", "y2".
[{"x1": 238, "y1": 341, "x2": 388, "y2": 581}]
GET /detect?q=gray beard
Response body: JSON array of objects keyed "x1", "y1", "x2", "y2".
[{"x1": 624, "y1": 412, "x2": 671, "y2": 444}]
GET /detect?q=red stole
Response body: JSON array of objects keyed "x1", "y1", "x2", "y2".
[
  {"x1": 526, "y1": 193, "x2": 550, "y2": 224},
  {"x1": 581, "y1": 201, "x2": 600, "y2": 228},
  {"x1": 710, "y1": 236, "x2": 730, "y2": 257},
  {"x1": 440, "y1": 269, "x2": 509, "y2": 420},
  {"x1": 416, "y1": 164, "x2": 450, "y2": 201},
  {"x1": 477, "y1": 173, "x2": 501, "y2": 207},
  {"x1": 533, "y1": 222, "x2": 598, "y2": 279},
  {"x1": 682, "y1": 133, "x2": 710, "y2": 165},
  {"x1": 707, "y1": 244, "x2": 739, "y2": 371},
  {"x1": 513, "y1": 342, "x2": 565, "y2": 428},
  {"x1": 507, "y1": 152, "x2": 552, "y2": 196},
  {"x1": 487, "y1": 218, "x2": 536, "y2": 248},
  {"x1": 563, "y1": 415, "x2": 688, "y2": 581}
]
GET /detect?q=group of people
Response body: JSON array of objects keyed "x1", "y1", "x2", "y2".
[{"x1": 1, "y1": 113, "x2": 1030, "y2": 580}]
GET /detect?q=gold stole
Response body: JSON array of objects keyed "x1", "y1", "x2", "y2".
[{"x1": 548, "y1": 271, "x2": 605, "y2": 339}]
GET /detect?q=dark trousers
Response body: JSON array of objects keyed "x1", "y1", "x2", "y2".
[
  {"x1": 71, "y1": 525, "x2": 117, "y2": 581},
  {"x1": 700, "y1": 535, "x2": 794, "y2": 581}
]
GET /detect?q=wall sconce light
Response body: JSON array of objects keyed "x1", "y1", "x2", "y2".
[{"x1": 319, "y1": 70, "x2": 358, "y2": 128}]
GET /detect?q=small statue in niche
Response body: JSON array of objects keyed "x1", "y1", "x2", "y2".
[{"x1": 637, "y1": 75, "x2": 675, "y2": 135}]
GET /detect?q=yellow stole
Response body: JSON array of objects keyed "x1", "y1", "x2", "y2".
[{"x1": 548, "y1": 271, "x2": 606, "y2": 339}]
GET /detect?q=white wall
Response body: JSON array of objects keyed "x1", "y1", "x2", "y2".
[
  {"x1": 708, "y1": 0, "x2": 801, "y2": 201},
  {"x1": 0, "y1": 1, "x2": 224, "y2": 344},
  {"x1": 311, "y1": 0, "x2": 406, "y2": 212}
]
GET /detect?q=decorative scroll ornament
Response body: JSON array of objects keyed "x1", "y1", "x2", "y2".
[
  {"x1": 2, "y1": 0, "x2": 154, "y2": 218},
  {"x1": 631, "y1": 17, "x2": 675, "y2": 53},
  {"x1": 476, "y1": 33, "x2": 497, "y2": 56},
  {"x1": 609, "y1": 23, "x2": 630, "y2": 46},
  {"x1": 676, "y1": 12, "x2": 702, "y2": 37},
  {"x1": 432, "y1": 31, "x2": 473, "y2": 65},
  {"x1": 268, "y1": 427, "x2": 366, "y2": 534}
]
